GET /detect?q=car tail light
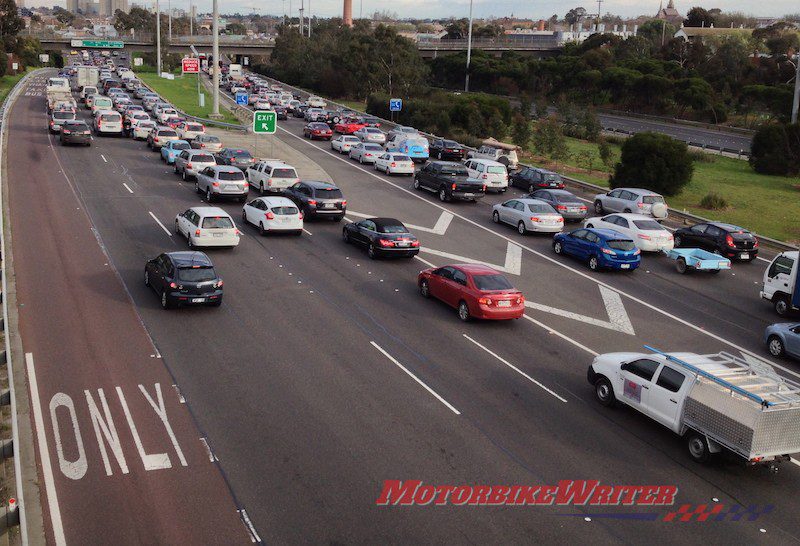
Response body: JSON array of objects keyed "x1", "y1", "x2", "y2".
[
  {"x1": 515, "y1": 295, "x2": 525, "y2": 304},
  {"x1": 154, "y1": 137, "x2": 159, "y2": 142},
  {"x1": 638, "y1": 234, "x2": 651, "y2": 240},
  {"x1": 482, "y1": 174, "x2": 488, "y2": 179},
  {"x1": 726, "y1": 234, "x2": 735, "y2": 247},
  {"x1": 298, "y1": 212, "x2": 304, "y2": 220},
  {"x1": 602, "y1": 247, "x2": 616, "y2": 255},
  {"x1": 194, "y1": 229, "x2": 201, "y2": 236},
  {"x1": 556, "y1": 205, "x2": 567, "y2": 211},
  {"x1": 637, "y1": 203, "x2": 645, "y2": 208},
  {"x1": 754, "y1": 238, "x2": 759, "y2": 248},
  {"x1": 308, "y1": 199, "x2": 317, "y2": 206},
  {"x1": 579, "y1": 205, "x2": 588, "y2": 211},
  {"x1": 265, "y1": 211, "x2": 275, "y2": 220},
  {"x1": 530, "y1": 216, "x2": 540, "y2": 222},
  {"x1": 411, "y1": 240, "x2": 420, "y2": 247},
  {"x1": 243, "y1": 182, "x2": 249, "y2": 189},
  {"x1": 451, "y1": 183, "x2": 457, "y2": 190},
  {"x1": 634, "y1": 248, "x2": 641, "y2": 255},
  {"x1": 169, "y1": 282, "x2": 177, "y2": 289},
  {"x1": 200, "y1": 143, "x2": 205, "y2": 148},
  {"x1": 186, "y1": 162, "x2": 193, "y2": 169},
  {"x1": 215, "y1": 280, "x2": 223, "y2": 288},
  {"x1": 556, "y1": 217, "x2": 564, "y2": 223},
  {"x1": 235, "y1": 229, "x2": 241, "y2": 235},
  {"x1": 341, "y1": 200, "x2": 347, "y2": 206},
  {"x1": 478, "y1": 297, "x2": 493, "y2": 306},
  {"x1": 390, "y1": 162, "x2": 396, "y2": 167},
  {"x1": 378, "y1": 239, "x2": 395, "y2": 247},
  {"x1": 62, "y1": 129, "x2": 71, "y2": 134},
  {"x1": 267, "y1": 179, "x2": 273, "y2": 186}
]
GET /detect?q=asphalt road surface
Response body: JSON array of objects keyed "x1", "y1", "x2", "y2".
[{"x1": 5, "y1": 70, "x2": 799, "y2": 544}]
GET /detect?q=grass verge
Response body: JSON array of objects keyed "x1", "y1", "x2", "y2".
[
  {"x1": 0, "y1": 68, "x2": 34, "y2": 107},
  {"x1": 138, "y1": 71, "x2": 240, "y2": 125}
]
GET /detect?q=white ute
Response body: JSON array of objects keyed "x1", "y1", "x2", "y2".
[{"x1": 588, "y1": 347, "x2": 800, "y2": 467}]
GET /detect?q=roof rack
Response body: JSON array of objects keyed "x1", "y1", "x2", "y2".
[{"x1": 644, "y1": 346, "x2": 800, "y2": 408}]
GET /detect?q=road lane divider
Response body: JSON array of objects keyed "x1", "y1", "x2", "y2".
[
  {"x1": 522, "y1": 316, "x2": 600, "y2": 357},
  {"x1": 525, "y1": 286, "x2": 635, "y2": 336},
  {"x1": 148, "y1": 211, "x2": 172, "y2": 237},
  {"x1": 370, "y1": 342, "x2": 461, "y2": 415},
  {"x1": 122, "y1": 183, "x2": 133, "y2": 194},
  {"x1": 462, "y1": 335, "x2": 567, "y2": 403}
]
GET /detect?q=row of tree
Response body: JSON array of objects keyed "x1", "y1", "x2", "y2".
[{"x1": 0, "y1": 0, "x2": 46, "y2": 77}]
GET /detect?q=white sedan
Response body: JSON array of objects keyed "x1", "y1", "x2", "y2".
[
  {"x1": 242, "y1": 196, "x2": 303, "y2": 235},
  {"x1": 157, "y1": 108, "x2": 180, "y2": 124},
  {"x1": 354, "y1": 127, "x2": 386, "y2": 145},
  {"x1": 131, "y1": 120, "x2": 157, "y2": 140},
  {"x1": 492, "y1": 198, "x2": 564, "y2": 235},
  {"x1": 174, "y1": 206, "x2": 240, "y2": 248},
  {"x1": 254, "y1": 99, "x2": 271, "y2": 110},
  {"x1": 349, "y1": 143, "x2": 384, "y2": 164},
  {"x1": 331, "y1": 135, "x2": 360, "y2": 154},
  {"x1": 374, "y1": 153, "x2": 414, "y2": 176},
  {"x1": 585, "y1": 213, "x2": 674, "y2": 252}
]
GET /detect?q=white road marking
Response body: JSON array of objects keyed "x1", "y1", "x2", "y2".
[
  {"x1": 139, "y1": 383, "x2": 187, "y2": 467},
  {"x1": 413, "y1": 255, "x2": 437, "y2": 268},
  {"x1": 85, "y1": 388, "x2": 129, "y2": 476},
  {"x1": 122, "y1": 182, "x2": 134, "y2": 193},
  {"x1": 522, "y1": 315, "x2": 600, "y2": 356},
  {"x1": 347, "y1": 209, "x2": 454, "y2": 235},
  {"x1": 525, "y1": 286, "x2": 635, "y2": 335},
  {"x1": 101, "y1": 154, "x2": 107, "y2": 163},
  {"x1": 420, "y1": 242, "x2": 522, "y2": 276},
  {"x1": 116, "y1": 386, "x2": 172, "y2": 471},
  {"x1": 791, "y1": 458, "x2": 800, "y2": 468},
  {"x1": 49, "y1": 392, "x2": 88, "y2": 480},
  {"x1": 277, "y1": 125, "x2": 799, "y2": 378},
  {"x1": 26, "y1": 353, "x2": 67, "y2": 546},
  {"x1": 239, "y1": 509, "x2": 262, "y2": 543},
  {"x1": 302, "y1": 228, "x2": 312, "y2": 235},
  {"x1": 462, "y1": 334, "x2": 567, "y2": 403},
  {"x1": 370, "y1": 341, "x2": 461, "y2": 415},
  {"x1": 199, "y1": 437, "x2": 218, "y2": 462},
  {"x1": 148, "y1": 211, "x2": 172, "y2": 237}
]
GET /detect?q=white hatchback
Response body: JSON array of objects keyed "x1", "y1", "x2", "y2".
[
  {"x1": 242, "y1": 196, "x2": 303, "y2": 235},
  {"x1": 174, "y1": 207, "x2": 240, "y2": 248},
  {"x1": 331, "y1": 135, "x2": 360, "y2": 153},
  {"x1": 585, "y1": 213, "x2": 674, "y2": 252},
  {"x1": 374, "y1": 153, "x2": 414, "y2": 176},
  {"x1": 132, "y1": 120, "x2": 157, "y2": 140},
  {"x1": 94, "y1": 110, "x2": 123, "y2": 135},
  {"x1": 464, "y1": 158, "x2": 508, "y2": 192}
]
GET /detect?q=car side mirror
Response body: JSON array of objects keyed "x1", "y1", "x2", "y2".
[{"x1": 621, "y1": 362, "x2": 631, "y2": 372}]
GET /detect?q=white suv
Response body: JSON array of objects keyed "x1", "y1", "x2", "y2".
[
  {"x1": 246, "y1": 160, "x2": 300, "y2": 194},
  {"x1": 174, "y1": 206, "x2": 240, "y2": 248},
  {"x1": 463, "y1": 158, "x2": 508, "y2": 192},
  {"x1": 195, "y1": 166, "x2": 249, "y2": 202}
]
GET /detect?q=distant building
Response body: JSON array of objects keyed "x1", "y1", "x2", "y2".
[
  {"x1": 673, "y1": 26, "x2": 754, "y2": 43},
  {"x1": 15, "y1": 0, "x2": 25, "y2": 7},
  {"x1": 655, "y1": 0, "x2": 684, "y2": 27},
  {"x1": 559, "y1": 23, "x2": 638, "y2": 44}
]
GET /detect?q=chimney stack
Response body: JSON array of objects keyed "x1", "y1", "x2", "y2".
[{"x1": 343, "y1": 0, "x2": 353, "y2": 27}]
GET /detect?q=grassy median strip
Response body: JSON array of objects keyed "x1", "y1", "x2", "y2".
[
  {"x1": 523, "y1": 137, "x2": 800, "y2": 244},
  {"x1": 138, "y1": 71, "x2": 240, "y2": 125},
  {"x1": 0, "y1": 68, "x2": 34, "y2": 107}
]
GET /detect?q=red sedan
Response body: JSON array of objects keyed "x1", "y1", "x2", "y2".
[
  {"x1": 334, "y1": 117, "x2": 368, "y2": 134},
  {"x1": 303, "y1": 122, "x2": 333, "y2": 140},
  {"x1": 418, "y1": 264, "x2": 525, "y2": 321}
]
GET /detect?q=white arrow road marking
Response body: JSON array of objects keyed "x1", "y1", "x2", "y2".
[
  {"x1": 346, "y1": 210, "x2": 454, "y2": 235},
  {"x1": 525, "y1": 286, "x2": 635, "y2": 335},
  {"x1": 420, "y1": 243, "x2": 522, "y2": 276}
]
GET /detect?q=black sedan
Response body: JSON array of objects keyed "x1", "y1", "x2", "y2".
[
  {"x1": 342, "y1": 217, "x2": 419, "y2": 259},
  {"x1": 429, "y1": 139, "x2": 466, "y2": 161},
  {"x1": 673, "y1": 222, "x2": 759, "y2": 261},
  {"x1": 144, "y1": 251, "x2": 223, "y2": 309},
  {"x1": 274, "y1": 105, "x2": 288, "y2": 120}
]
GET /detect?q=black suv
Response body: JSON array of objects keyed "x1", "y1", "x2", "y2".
[
  {"x1": 510, "y1": 166, "x2": 565, "y2": 192},
  {"x1": 673, "y1": 222, "x2": 759, "y2": 261},
  {"x1": 284, "y1": 181, "x2": 347, "y2": 221},
  {"x1": 144, "y1": 251, "x2": 223, "y2": 309}
]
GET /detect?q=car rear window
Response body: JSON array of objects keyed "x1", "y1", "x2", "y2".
[
  {"x1": 231, "y1": 150, "x2": 252, "y2": 158},
  {"x1": 543, "y1": 173, "x2": 562, "y2": 182},
  {"x1": 440, "y1": 166, "x2": 468, "y2": 176},
  {"x1": 271, "y1": 206, "x2": 298, "y2": 215},
  {"x1": 193, "y1": 154, "x2": 215, "y2": 162},
  {"x1": 473, "y1": 274, "x2": 513, "y2": 291},
  {"x1": 556, "y1": 194, "x2": 578, "y2": 203},
  {"x1": 186, "y1": 124, "x2": 204, "y2": 131},
  {"x1": 314, "y1": 188, "x2": 343, "y2": 198},
  {"x1": 632, "y1": 220, "x2": 666, "y2": 230},
  {"x1": 528, "y1": 203, "x2": 556, "y2": 213},
  {"x1": 173, "y1": 142, "x2": 191, "y2": 150},
  {"x1": 365, "y1": 144, "x2": 383, "y2": 151},
  {"x1": 218, "y1": 171, "x2": 245, "y2": 181},
  {"x1": 101, "y1": 114, "x2": 121, "y2": 122},
  {"x1": 202, "y1": 216, "x2": 234, "y2": 228},
  {"x1": 487, "y1": 166, "x2": 506, "y2": 174},
  {"x1": 392, "y1": 155, "x2": 410, "y2": 161},
  {"x1": 64, "y1": 121, "x2": 88, "y2": 130},
  {"x1": 159, "y1": 129, "x2": 178, "y2": 137},
  {"x1": 177, "y1": 267, "x2": 217, "y2": 282},
  {"x1": 443, "y1": 140, "x2": 459, "y2": 147},
  {"x1": 53, "y1": 112, "x2": 75, "y2": 120},
  {"x1": 378, "y1": 224, "x2": 409, "y2": 234},
  {"x1": 642, "y1": 195, "x2": 664, "y2": 204},
  {"x1": 607, "y1": 240, "x2": 636, "y2": 251},
  {"x1": 204, "y1": 136, "x2": 221, "y2": 143},
  {"x1": 272, "y1": 168, "x2": 297, "y2": 178},
  {"x1": 406, "y1": 139, "x2": 428, "y2": 147}
]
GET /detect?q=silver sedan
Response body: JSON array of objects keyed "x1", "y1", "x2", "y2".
[
  {"x1": 492, "y1": 198, "x2": 564, "y2": 235},
  {"x1": 354, "y1": 127, "x2": 386, "y2": 145}
]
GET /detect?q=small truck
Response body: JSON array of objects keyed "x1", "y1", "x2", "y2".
[
  {"x1": 588, "y1": 347, "x2": 800, "y2": 468},
  {"x1": 761, "y1": 250, "x2": 800, "y2": 316}
]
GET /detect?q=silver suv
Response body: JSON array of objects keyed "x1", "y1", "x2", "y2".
[
  {"x1": 593, "y1": 187, "x2": 668, "y2": 220},
  {"x1": 195, "y1": 166, "x2": 249, "y2": 202},
  {"x1": 468, "y1": 142, "x2": 519, "y2": 170}
]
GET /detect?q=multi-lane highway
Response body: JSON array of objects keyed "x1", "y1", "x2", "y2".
[{"x1": 4, "y1": 68, "x2": 799, "y2": 544}]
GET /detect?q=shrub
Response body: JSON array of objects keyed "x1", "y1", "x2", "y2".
[
  {"x1": 699, "y1": 192, "x2": 728, "y2": 210},
  {"x1": 687, "y1": 149, "x2": 716, "y2": 163},
  {"x1": 598, "y1": 138, "x2": 613, "y2": 168},
  {"x1": 750, "y1": 123, "x2": 800, "y2": 176},
  {"x1": 610, "y1": 132, "x2": 694, "y2": 197}
]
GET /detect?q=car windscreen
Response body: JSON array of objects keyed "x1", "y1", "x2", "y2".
[
  {"x1": 314, "y1": 188, "x2": 343, "y2": 198},
  {"x1": 159, "y1": 130, "x2": 178, "y2": 137},
  {"x1": 607, "y1": 240, "x2": 636, "y2": 251},
  {"x1": 378, "y1": 224, "x2": 409, "y2": 234},
  {"x1": 53, "y1": 112, "x2": 75, "y2": 120},
  {"x1": 272, "y1": 168, "x2": 297, "y2": 178},
  {"x1": 632, "y1": 220, "x2": 666, "y2": 231},
  {"x1": 192, "y1": 154, "x2": 215, "y2": 162},
  {"x1": 487, "y1": 166, "x2": 506, "y2": 174},
  {"x1": 528, "y1": 203, "x2": 557, "y2": 213},
  {"x1": 642, "y1": 195, "x2": 664, "y2": 204},
  {"x1": 271, "y1": 206, "x2": 298, "y2": 215},
  {"x1": 202, "y1": 217, "x2": 234, "y2": 229},
  {"x1": 473, "y1": 274, "x2": 513, "y2": 291},
  {"x1": 230, "y1": 150, "x2": 252, "y2": 158},
  {"x1": 218, "y1": 171, "x2": 245, "y2": 181},
  {"x1": 177, "y1": 266, "x2": 217, "y2": 282}
]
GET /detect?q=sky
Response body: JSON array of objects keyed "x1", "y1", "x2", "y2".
[{"x1": 27, "y1": 0, "x2": 796, "y2": 20}]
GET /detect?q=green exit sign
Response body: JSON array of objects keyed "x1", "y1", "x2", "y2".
[
  {"x1": 253, "y1": 111, "x2": 277, "y2": 134},
  {"x1": 71, "y1": 39, "x2": 124, "y2": 48}
]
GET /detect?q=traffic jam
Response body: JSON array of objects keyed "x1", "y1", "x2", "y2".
[{"x1": 49, "y1": 49, "x2": 800, "y2": 472}]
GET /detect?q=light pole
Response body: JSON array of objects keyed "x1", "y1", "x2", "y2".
[
  {"x1": 212, "y1": 0, "x2": 220, "y2": 117},
  {"x1": 189, "y1": 0, "x2": 193, "y2": 36},
  {"x1": 793, "y1": 55, "x2": 800, "y2": 123},
  {"x1": 308, "y1": 0, "x2": 311, "y2": 37},
  {"x1": 465, "y1": 0, "x2": 474, "y2": 92},
  {"x1": 168, "y1": 0, "x2": 172, "y2": 41},
  {"x1": 156, "y1": 0, "x2": 162, "y2": 75}
]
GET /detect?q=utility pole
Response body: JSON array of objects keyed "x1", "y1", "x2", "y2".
[
  {"x1": 156, "y1": 0, "x2": 162, "y2": 75},
  {"x1": 308, "y1": 0, "x2": 311, "y2": 37},
  {"x1": 596, "y1": 0, "x2": 603, "y2": 27},
  {"x1": 211, "y1": 0, "x2": 220, "y2": 118},
  {"x1": 189, "y1": 0, "x2": 193, "y2": 36},
  {"x1": 465, "y1": 0, "x2": 474, "y2": 92},
  {"x1": 299, "y1": 1, "x2": 304, "y2": 36},
  {"x1": 792, "y1": 55, "x2": 800, "y2": 123},
  {"x1": 168, "y1": 0, "x2": 172, "y2": 41}
]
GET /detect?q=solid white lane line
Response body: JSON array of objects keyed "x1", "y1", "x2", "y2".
[
  {"x1": 413, "y1": 255, "x2": 437, "y2": 268},
  {"x1": 370, "y1": 341, "x2": 461, "y2": 415},
  {"x1": 149, "y1": 211, "x2": 172, "y2": 237},
  {"x1": 522, "y1": 315, "x2": 600, "y2": 357},
  {"x1": 122, "y1": 183, "x2": 133, "y2": 194},
  {"x1": 277, "y1": 126, "x2": 797, "y2": 378},
  {"x1": 26, "y1": 353, "x2": 67, "y2": 546},
  {"x1": 101, "y1": 154, "x2": 107, "y2": 163},
  {"x1": 462, "y1": 334, "x2": 567, "y2": 403},
  {"x1": 791, "y1": 458, "x2": 800, "y2": 468},
  {"x1": 302, "y1": 228, "x2": 312, "y2": 236}
]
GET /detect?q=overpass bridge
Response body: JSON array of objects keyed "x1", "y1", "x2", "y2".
[{"x1": 26, "y1": 32, "x2": 562, "y2": 59}]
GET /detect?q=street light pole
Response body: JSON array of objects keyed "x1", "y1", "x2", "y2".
[
  {"x1": 465, "y1": 0, "x2": 474, "y2": 92},
  {"x1": 168, "y1": 0, "x2": 172, "y2": 41},
  {"x1": 189, "y1": 0, "x2": 193, "y2": 36},
  {"x1": 308, "y1": 0, "x2": 311, "y2": 37},
  {"x1": 212, "y1": 0, "x2": 220, "y2": 117},
  {"x1": 156, "y1": 0, "x2": 162, "y2": 75},
  {"x1": 793, "y1": 55, "x2": 800, "y2": 123}
]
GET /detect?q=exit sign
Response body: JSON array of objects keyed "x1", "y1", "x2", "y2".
[
  {"x1": 70, "y1": 39, "x2": 124, "y2": 49},
  {"x1": 253, "y1": 111, "x2": 277, "y2": 134}
]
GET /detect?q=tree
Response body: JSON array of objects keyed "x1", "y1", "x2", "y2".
[
  {"x1": 533, "y1": 117, "x2": 568, "y2": 164},
  {"x1": 445, "y1": 19, "x2": 469, "y2": 39},
  {"x1": 684, "y1": 7, "x2": 715, "y2": 28},
  {"x1": 0, "y1": 41, "x2": 6, "y2": 77},
  {"x1": 564, "y1": 7, "x2": 587, "y2": 26},
  {"x1": 580, "y1": 109, "x2": 601, "y2": 141},
  {"x1": 114, "y1": 7, "x2": 155, "y2": 34},
  {"x1": 52, "y1": 6, "x2": 75, "y2": 26},
  {"x1": 511, "y1": 114, "x2": 532, "y2": 148},
  {"x1": 598, "y1": 137, "x2": 613, "y2": 168},
  {"x1": 227, "y1": 22, "x2": 247, "y2": 35},
  {"x1": 0, "y1": 0, "x2": 24, "y2": 39},
  {"x1": 637, "y1": 19, "x2": 676, "y2": 48},
  {"x1": 610, "y1": 132, "x2": 693, "y2": 196},
  {"x1": 749, "y1": 123, "x2": 800, "y2": 176}
]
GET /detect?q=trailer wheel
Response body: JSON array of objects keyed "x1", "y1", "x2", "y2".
[
  {"x1": 676, "y1": 258, "x2": 688, "y2": 274},
  {"x1": 686, "y1": 432, "x2": 710, "y2": 463},
  {"x1": 594, "y1": 377, "x2": 615, "y2": 407}
]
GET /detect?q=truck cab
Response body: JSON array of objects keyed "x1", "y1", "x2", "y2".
[{"x1": 761, "y1": 251, "x2": 798, "y2": 316}]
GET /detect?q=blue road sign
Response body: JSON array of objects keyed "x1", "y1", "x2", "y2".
[
  {"x1": 235, "y1": 92, "x2": 249, "y2": 106},
  {"x1": 390, "y1": 98, "x2": 402, "y2": 112}
]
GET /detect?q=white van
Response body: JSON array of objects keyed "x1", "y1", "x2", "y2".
[
  {"x1": 91, "y1": 96, "x2": 114, "y2": 114},
  {"x1": 463, "y1": 158, "x2": 508, "y2": 192},
  {"x1": 246, "y1": 160, "x2": 300, "y2": 193},
  {"x1": 94, "y1": 110, "x2": 123, "y2": 135}
]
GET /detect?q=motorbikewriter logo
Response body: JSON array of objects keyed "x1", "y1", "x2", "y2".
[{"x1": 376, "y1": 480, "x2": 678, "y2": 507}]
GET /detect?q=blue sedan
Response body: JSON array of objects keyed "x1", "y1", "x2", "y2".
[
  {"x1": 553, "y1": 227, "x2": 641, "y2": 271},
  {"x1": 765, "y1": 323, "x2": 800, "y2": 360},
  {"x1": 160, "y1": 139, "x2": 191, "y2": 164}
]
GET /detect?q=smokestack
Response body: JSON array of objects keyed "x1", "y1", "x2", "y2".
[
  {"x1": 343, "y1": 0, "x2": 353, "y2": 26},
  {"x1": 537, "y1": 19, "x2": 545, "y2": 31}
]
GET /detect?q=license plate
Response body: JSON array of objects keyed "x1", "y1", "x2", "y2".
[
  {"x1": 620, "y1": 264, "x2": 631, "y2": 269},
  {"x1": 740, "y1": 253, "x2": 749, "y2": 260},
  {"x1": 191, "y1": 298, "x2": 205, "y2": 303},
  {"x1": 497, "y1": 300, "x2": 511, "y2": 308},
  {"x1": 397, "y1": 242, "x2": 409, "y2": 247},
  {"x1": 568, "y1": 208, "x2": 579, "y2": 212},
  {"x1": 322, "y1": 203, "x2": 334, "y2": 209},
  {"x1": 213, "y1": 233, "x2": 223, "y2": 237},
  {"x1": 463, "y1": 193, "x2": 474, "y2": 198}
]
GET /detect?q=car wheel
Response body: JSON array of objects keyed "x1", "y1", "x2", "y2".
[
  {"x1": 259, "y1": 183, "x2": 265, "y2": 195},
  {"x1": 195, "y1": 181, "x2": 200, "y2": 194},
  {"x1": 594, "y1": 377, "x2": 615, "y2": 407},
  {"x1": 492, "y1": 211, "x2": 500, "y2": 223},
  {"x1": 206, "y1": 188, "x2": 213, "y2": 202},
  {"x1": 529, "y1": 184, "x2": 536, "y2": 194},
  {"x1": 241, "y1": 210, "x2": 248, "y2": 224},
  {"x1": 768, "y1": 335, "x2": 786, "y2": 357},
  {"x1": 144, "y1": 269, "x2": 150, "y2": 287},
  {"x1": 594, "y1": 200, "x2": 603, "y2": 214},
  {"x1": 413, "y1": 179, "x2": 420, "y2": 190},
  {"x1": 174, "y1": 220, "x2": 180, "y2": 235},
  {"x1": 181, "y1": 169, "x2": 187, "y2": 181},
  {"x1": 517, "y1": 221, "x2": 527, "y2": 235},
  {"x1": 588, "y1": 255, "x2": 599, "y2": 271},
  {"x1": 259, "y1": 222, "x2": 266, "y2": 236},
  {"x1": 775, "y1": 296, "x2": 790, "y2": 317},
  {"x1": 367, "y1": 245, "x2": 377, "y2": 259},
  {"x1": 553, "y1": 241, "x2": 563, "y2": 255},
  {"x1": 457, "y1": 301, "x2": 470, "y2": 322},
  {"x1": 419, "y1": 279, "x2": 430, "y2": 298},
  {"x1": 686, "y1": 432, "x2": 710, "y2": 463},
  {"x1": 160, "y1": 290, "x2": 171, "y2": 310},
  {"x1": 438, "y1": 188, "x2": 448, "y2": 202},
  {"x1": 342, "y1": 229, "x2": 351, "y2": 243},
  {"x1": 187, "y1": 235, "x2": 194, "y2": 249},
  {"x1": 624, "y1": 209, "x2": 632, "y2": 213},
  {"x1": 359, "y1": 156, "x2": 363, "y2": 164},
  {"x1": 674, "y1": 235, "x2": 683, "y2": 247}
]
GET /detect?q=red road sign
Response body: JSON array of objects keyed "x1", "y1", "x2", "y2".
[{"x1": 181, "y1": 57, "x2": 200, "y2": 74}]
